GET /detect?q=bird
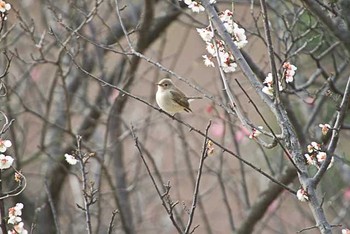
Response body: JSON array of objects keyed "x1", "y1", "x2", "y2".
[{"x1": 156, "y1": 78, "x2": 201, "y2": 114}]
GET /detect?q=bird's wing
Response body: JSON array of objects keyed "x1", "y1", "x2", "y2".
[{"x1": 170, "y1": 90, "x2": 192, "y2": 112}]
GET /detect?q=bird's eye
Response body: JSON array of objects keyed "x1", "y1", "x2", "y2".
[{"x1": 164, "y1": 84, "x2": 168, "y2": 87}]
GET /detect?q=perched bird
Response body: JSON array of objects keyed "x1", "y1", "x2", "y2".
[{"x1": 156, "y1": 78, "x2": 201, "y2": 114}]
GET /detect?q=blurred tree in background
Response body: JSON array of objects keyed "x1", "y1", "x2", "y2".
[{"x1": 0, "y1": 0, "x2": 350, "y2": 233}]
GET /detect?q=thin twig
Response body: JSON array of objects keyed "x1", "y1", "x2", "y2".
[
  {"x1": 235, "y1": 79, "x2": 301, "y2": 173},
  {"x1": 184, "y1": 121, "x2": 211, "y2": 234},
  {"x1": 107, "y1": 209, "x2": 119, "y2": 234},
  {"x1": 130, "y1": 125, "x2": 182, "y2": 233},
  {"x1": 0, "y1": 171, "x2": 6, "y2": 234},
  {"x1": 259, "y1": 0, "x2": 280, "y2": 103},
  {"x1": 313, "y1": 76, "x2": 350, "y2": 185},
  {"x1": 0, "y1": 168, "x2": 27, "y2": 200},
  {"x1": 76, "y1": 136, "x2": 93, "y2": 234},
  {"x1": 44, "y1": 181, "x2": 61, "y2": 234}
]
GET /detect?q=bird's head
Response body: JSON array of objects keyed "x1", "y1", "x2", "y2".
[{"x1": 156, "y1": 78, "x2": 174, "y2": 91}]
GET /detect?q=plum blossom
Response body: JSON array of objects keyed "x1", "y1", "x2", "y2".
[
  {"x1": 202, "y1": 55, "x2": 215, "y2": 67},
  {"x1": 7, "y1": 215, "x2": 21, "y2": 225},
  {"x1": 0, "y1": 154, "x2": 13, "y2": 169},
  {"x1": 233, "y1": 23, "x2": 248, "y2": 48},
  {"x1": 8, "y1": 222, "x2": 28, "y2": 234},
  {"x1": 8, "y1": 203, "x2": 28, "y2": 234},
  {"x1": 249, "y1": 126, "x2": 263, "y2": 139},
  {"x1": 210, "y1": 120, "x2": 225, "y2": 137},
  {"x1": 262, "y1": 73, "x2": 282, "y2": 97},
  {"x1": 264, "y1": 73, "x2": 273, "y2": 86},
  {"x1": 206, "y1": 42, "x2": 216, "y2": 56},
  {"x1": 307, "y1": 141, "x2": 321, "y2": 153},
  {"x1": 219, "y1": 51, "x2": 237, "y2": 73},
  {"x1": 0, "y1": 1, "x2": 11, "y2": 13},
  {"x1": 304, "y1": 142, "x2": 334, "y2": 169},
  {"x1": 262, "y1": 86, "x2": 274, "y2": 96},
  {"x1": 296, "y1": 188, "x2": 309, "y2": 202},
  {"x1": 196, "y1": 27, "x2": 214, "y2": 42},
  {"x1": 8, "y1": 203, "x2": 24, "y2": 219},
  {"x1": 196, "y1": 9, "x2": 247, "y2": 72},
  {"x1": 183, "y1": 0, "x2": 205, "y2": 13},
  {"x1": 218, "y1": 11, "x2": 248, "y2": 48},
  {"x1": 304, "y1": 153, "x2": 315, "y2": 166},
  {"x1": 64, "y1": 153, "x2": 78, "y2": 165},
  {"x1": 0, "y1": 139, "x2": 12, "y2": 152},
  {"x1": 316, "y1": 151, "x2": 327, "y2": 163},
  {"x1": 319, "y1": 123, "x2": 331, "y2": 135},
  {"x1": 343, "y1": 229, "x2": 350, "y2": 234},
  {"x1": 235, "y1": 126, "x2": 250, "y2": 142},
  {"x1": 316, "y1": 152, "x2": 334, "y2": 170},
  {"x1": 283, "y1": 62, "x2": 297, "y2": 83},
  {"x1": 219, "y1": 10, "x2": 234, "y2": 33}
]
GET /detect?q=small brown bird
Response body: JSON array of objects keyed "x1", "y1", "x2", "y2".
[{"x1": 156, "y1": 78, "x2": 201, "y2": 114}]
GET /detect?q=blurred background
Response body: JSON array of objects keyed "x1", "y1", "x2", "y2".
[{"x1": 0, "y1": 0, "x2": 350, "y2": 233}]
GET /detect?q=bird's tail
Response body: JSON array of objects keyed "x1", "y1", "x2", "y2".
[{"x1": 187, "y1": 96, "x2": 203, "y2": 100}]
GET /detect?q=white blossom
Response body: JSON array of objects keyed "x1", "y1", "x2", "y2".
[
  {"x1": 233, "y1": 23, "x2": 248, "y2": 48},
  {"x1": 11, "y1": 222, "x2": 28, "y2": 234},
  {"x1": 64, "y1": 153, "x2": 78, "y2": 165},
  {"x1": 304, "y1": 154, "x2": 315, "y2": 166},
  {"x1": 264, "y1": 73, "x2": 273, "y2": 85},
  {"x1": 0, "y1": 139, "x2": 12, "y2": 153},
  {"x1": 206, "y1": 42, "x2": 216, "y2": 56},
  {"x1": 296, "y1": 188, "x2": 309, "y2": 202},
  {"x1": 307, "y1": 141, "x2": 320, "y2": 153},
  {"x1": 0, "y1": 1, "x2": 11, "y2": 13},
  {"x1": 196, "y1": 28, "x2": 214, "y2": 42},
  {"x1": 249, "y1": 126, "x2": 263, "y2": 139},
  {"x1": 0, "y1": 154, "x2": 13, "y2": 169},
  {"x1": 187, "y1": 1, "x2": 205, "y2": 13},
  {"x1": 202, "y1": 55, "x2": 215, "y2": 67},
  {"x1": 262, "y1": 86, "x2": 274, "y2": 96}
]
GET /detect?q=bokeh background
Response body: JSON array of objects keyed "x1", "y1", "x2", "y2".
[{"x1": 0, "y1": 0, "x2": 350, "y2": 233}]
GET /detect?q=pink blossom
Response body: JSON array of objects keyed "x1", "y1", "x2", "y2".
[
  {"x1": 210, "y1": 120, "x2": 225, "y2": 137},
  {"x1": 283, "y1": 62, "x2": 297, "y2": 83},
  {"x1": 343, "y1": 187, "x2": 350, "y2": 201},
  {"x1": 235, "y1": 126, "x2": 250, "y2": 142}
]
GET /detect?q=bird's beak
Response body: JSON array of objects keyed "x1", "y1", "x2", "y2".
[{"x1": 156, "y1": 82, "x2": 161, "y2": 86}]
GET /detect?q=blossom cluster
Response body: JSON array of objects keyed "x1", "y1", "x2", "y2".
[
  {"x1": 304, "y1": 141, "x2": 333, "y2": 170},
  {"x1": 8, "y1": 203, "x2": 28, "y2": 234},
  {"x1": 0, "y1": 138, "x2": 13, "y2": 169},
  {"x1": 197, "y1": 10, "x2": 248, "y2": 73},
  {"x1": 262, "y1": 62, "x2": 297, "y2": 97},
  {"x1": 0, "y1": 0, "x2": 11, "y2": 20},
  {"x1": 182, "y1": 0, "x2": 216, "y2": 13}
]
